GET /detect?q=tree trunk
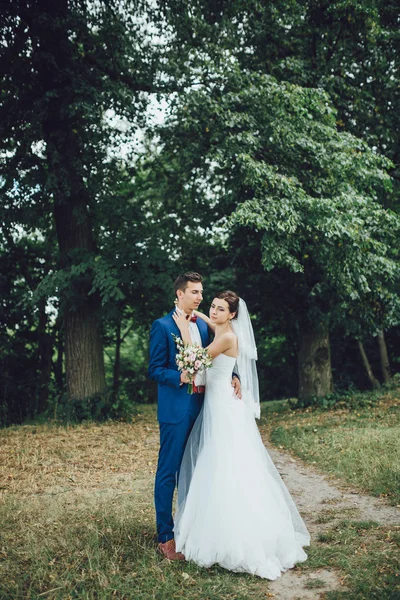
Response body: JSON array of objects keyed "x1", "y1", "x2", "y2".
[
  {"x1": 36, "y1": 297, "x2": 53, "y2": 414},
  {"x1": 111, "y1": 319, "x2": 122, "y2": 405},
  {"x1": 64, "y1": 302, "x2": 105, "y2": 400},
  {"x1": 377, "y1": 330, "x2": 391, "y2": 384},
  {"x1": 54, "y1": 314, "x2": 64, "y2": 392},
  {"x1": 53, "y1": 196, "x2": 106, "y2": 400},
  {"x1": 358, "y1": 340, "x2": 381, "y2": 390},
  {"x1": 298, "y1": 324, "x2": 333, "y2": 402},
  {"x1": 32, "y1": 0, "x2": 106, "y2": 401}
]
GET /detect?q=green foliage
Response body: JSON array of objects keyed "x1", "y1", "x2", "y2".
[
  {"x1": 160, "y1": 0, "x2": 400, "y2": 398},
  {"x1": 0, "y1": 231, "x2": 58, "y2": 425},
  {"x1": 291, "y1": 373, "x2": 400, "y2": 410},
  {"x1": 49, "y1": 391, "x2": 137, "y2": 424},
  {"x1": 1, "y1": 1, "x2": 399, "y2": 423},
  {"x1": 167, "y1": 0, "x2": 400, "y2": 205},
  {"x1": 104, "y1": 327, "x2": 153, "y2": 404},
  {"x1": 291, "y1": 387, "x2": 378, "y2": 411},
  {"x1": 159, "y1": 66, "x2": 400, "y2": 338},
  {"x1": 0, "y1": 1, "x2": 196, "y2": 420}
]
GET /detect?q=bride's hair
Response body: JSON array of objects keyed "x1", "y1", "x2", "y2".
[{"x1": 215, "y1": 290, "x2": 239, "y2": 319}]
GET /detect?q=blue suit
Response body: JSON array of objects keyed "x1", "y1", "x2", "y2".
[{"x1": 149, "y1": 310, "x2": 210, "y2": 542}]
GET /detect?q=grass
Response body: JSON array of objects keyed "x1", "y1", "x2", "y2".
[
  {"x1": 260, "y1": 389, "x2": 400, "y2": 506},
  {"x1": 306, "y1": 519, "x2": 400, "y2": 599},
  {"x1": 0, "y1": 496, "x2": 267, "y2": 599},
  {"x1": 304, "y1": 578, "x2": 327, "y2": 589},
  {"x1": 1, "y1": 390, "x2": 399, "y2": 599},
  {"x1": 0, "y1": 409, "x2": 270, "y2": 599}
]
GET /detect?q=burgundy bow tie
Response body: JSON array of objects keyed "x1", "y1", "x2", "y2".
[{"x1": 186, "y1": 314, "x2": 197, "y2": 323}]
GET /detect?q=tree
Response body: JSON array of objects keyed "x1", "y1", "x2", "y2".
[
  {"x1": 1, "y1": 0, "x2": 231, "y2": 417},
  {"x1": 156, "y1": 68, "x2": 400, "y2": 400},
  {"x1": 0, "y1": 226, "x2": 58, "y2": 424},
  {"x1": 166, "y1": 0, "x2": 399, "y2": 202},
  {"x1": 158, "y1": 0, "x2": 400, "y2": 399},
  {"x1": 97, "y1": 151, "x2": 231, "y2": 404},
  {"x1": 0, "y1": 1, "x2": 166, "y2": 403},
  {"x1": 2, "y1": 0, "x2": 398, "y2": 419}
]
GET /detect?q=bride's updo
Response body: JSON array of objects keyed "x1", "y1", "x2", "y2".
[{"x1": 215, "y1": 290, "x2": 239, "y2": 319}]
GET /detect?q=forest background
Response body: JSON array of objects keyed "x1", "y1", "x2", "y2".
[{"x1": 1, "y1": 0, "x2": 399, "y2": 427}]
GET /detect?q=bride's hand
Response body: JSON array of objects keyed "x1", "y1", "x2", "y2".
[
  {"x1": 193, "y1": 309, "x2": 207, "y2": 320},
  {"x1": 194, "y1": 309, "x2": 216, "y2": 331},
  {"x1": 172, "y1": 307, "x2": 189, "y2": 334}
]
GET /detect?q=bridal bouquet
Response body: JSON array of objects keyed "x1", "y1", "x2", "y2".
[{"x1": 172, "y1": 334, "x2": 213, "y2": 394}]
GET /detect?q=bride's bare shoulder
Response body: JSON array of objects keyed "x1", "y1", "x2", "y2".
[{"x1": 221, "y1": 331, "x2": 237, "y2": 344}]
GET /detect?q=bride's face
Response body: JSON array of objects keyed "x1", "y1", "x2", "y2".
[{"x1": 209, "y1": 298, "x2": 234, "y2": 324}]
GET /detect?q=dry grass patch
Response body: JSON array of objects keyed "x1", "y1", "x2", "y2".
[
  {"x1": 0, "y1": 409, "x2": 159, "y2": 501},
  {"x1": 0, "y1": 408, "x2": 274, "y2": 599}
]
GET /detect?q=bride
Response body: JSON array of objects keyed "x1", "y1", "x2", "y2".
[{"x1": 171, "y1": 290, "x2": 310, "y2": 580}]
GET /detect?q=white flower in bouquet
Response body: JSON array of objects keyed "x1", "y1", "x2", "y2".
[{"x1": 172, "y1": 334, "x2": 213, "y2": 394}]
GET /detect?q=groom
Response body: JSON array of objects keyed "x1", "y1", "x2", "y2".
[{"x1": 149, "y1": 272, "x2": 241, "y2": 560}]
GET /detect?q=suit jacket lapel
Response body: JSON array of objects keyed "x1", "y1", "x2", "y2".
[
  {"x1": 168, "y1": 310, "x2": 181, "y2": 338},
  {"x1": 198, "y1": 319, "x2": 208, "y2": 348}
]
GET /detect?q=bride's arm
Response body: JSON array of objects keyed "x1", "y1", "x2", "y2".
[
  {"x1": 193, "y1": 309, "x2": 216, "y2": 332},
  {"x1": 172, "y1": 308, "x2": 192, "y2": 344}
]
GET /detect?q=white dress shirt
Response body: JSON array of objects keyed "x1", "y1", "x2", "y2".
[
  {"x1": 189, "y1": 314, "x2": 206, "y2": 387},
  {"x1": 189, "y1": 316, "x2": 202, "y2": 347},
  {"x1": 178, "y1": 312, "x2": 204, "y2": 387}
]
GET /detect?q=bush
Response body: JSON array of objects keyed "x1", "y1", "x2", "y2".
[
  {"x1": 48, "y1": 390, "x2": 138, "y2": 423},
  {"x1": 289, "y1": 378, "x2": 400, "y2": 412}
]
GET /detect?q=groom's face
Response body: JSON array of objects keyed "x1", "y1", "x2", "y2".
[{"x1": 177, "y1": 281, "x2": 203, "y2": 313}]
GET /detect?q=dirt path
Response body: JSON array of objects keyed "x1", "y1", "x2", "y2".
[{"x1": 264, "y1": 443, "x2": 400, "y2": 599}]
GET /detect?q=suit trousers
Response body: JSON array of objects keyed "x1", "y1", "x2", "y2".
[{"x1": 154, "y1": 393, "x2": 203, "y2": 543}]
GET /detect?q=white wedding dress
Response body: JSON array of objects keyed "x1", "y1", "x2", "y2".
[{"x1": 174, "y1": 353, "x2": 310, "y2": 580}]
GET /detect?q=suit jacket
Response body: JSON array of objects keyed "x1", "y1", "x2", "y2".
[{"x1": 148, "y1": 310, "x2": 211, "y2": 424}]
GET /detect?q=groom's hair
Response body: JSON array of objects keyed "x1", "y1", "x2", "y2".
[{"x1": 174, "y1": 272, "x2": 203, "y2": 296}]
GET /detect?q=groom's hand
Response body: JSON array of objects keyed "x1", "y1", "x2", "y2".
[
  {"x1": 232, "y1": 376, "x2": 242, "y2": 399},
  {"x1": 180, "y1": 370, "x2": 191, "y2": 384}
]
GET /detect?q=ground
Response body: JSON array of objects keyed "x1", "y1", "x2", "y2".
[{"x1": 0, "y1": 398, "x2": 399, "y2": 599}]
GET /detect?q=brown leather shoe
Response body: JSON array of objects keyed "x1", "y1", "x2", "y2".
[{"x1": 157, "y1": 539, "x2": 185, "y2": 561}]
